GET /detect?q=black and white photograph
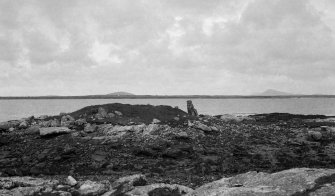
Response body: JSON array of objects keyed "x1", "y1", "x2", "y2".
[{"x1": 1, "y1": 0, "x2": 335, "y2": 195}]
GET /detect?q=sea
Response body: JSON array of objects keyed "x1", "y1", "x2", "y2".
[{"x1": 1, "y1": 98, "x2": 335, "y2": 122}]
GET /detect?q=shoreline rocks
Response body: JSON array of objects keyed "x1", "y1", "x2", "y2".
[
  {"x1": 2, "y1": 103, "x2": 335, "y2": 195},
  {"x1": 2, "y1": 168, "x2": 335, "y2": 196}
]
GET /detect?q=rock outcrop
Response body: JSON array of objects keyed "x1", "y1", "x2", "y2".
[{"x1": 188, "y1": 168, "x2": 335, "y2": 196}]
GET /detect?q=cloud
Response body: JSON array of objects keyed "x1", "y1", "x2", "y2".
[{"x1": 0, "y1": 0, "x2": 335, "y2": 95}]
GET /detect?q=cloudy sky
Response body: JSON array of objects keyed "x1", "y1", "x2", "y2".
[{"x1": 1, "y1": 0, "x2": 335, "y2": 96}]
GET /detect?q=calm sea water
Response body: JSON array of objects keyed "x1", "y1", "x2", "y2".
[{"x1": 1, "y1": 98, "x2": 335, "y2": 122}]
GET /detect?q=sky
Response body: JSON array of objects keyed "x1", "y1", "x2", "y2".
[{"x1": 1, "y1": 0, "x2": 335, "y2": 96}]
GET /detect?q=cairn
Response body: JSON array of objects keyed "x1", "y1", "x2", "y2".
[{"x1": 187, "y1": 100, "x2": 198, "y2": 116}]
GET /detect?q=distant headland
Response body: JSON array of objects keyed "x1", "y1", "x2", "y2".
[{"x1": 0, "y1": 90, "x2": 335, "y2": 99}]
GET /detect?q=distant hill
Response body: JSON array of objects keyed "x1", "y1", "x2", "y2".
[
  {"x1": 106, "y1": 91, "x2": 135, "y2": 96},
  {"x1": 256, "y1": 89, "x2": 293, "y2": 96}
]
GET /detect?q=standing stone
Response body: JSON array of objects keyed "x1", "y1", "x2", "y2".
[{"x1": 187, "y1": 100, "x2": 198, "y2": 116}]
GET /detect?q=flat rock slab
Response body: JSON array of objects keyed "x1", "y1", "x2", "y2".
[
  {"x1": 126, "y1": 183, "x2": 193, "y2": 196},
  {"x1": 188, "y1": 168, "x2": 335, "y2": 196},
  {"x1": 39, "y1": 127, "x2": 73, "y2": 136}
]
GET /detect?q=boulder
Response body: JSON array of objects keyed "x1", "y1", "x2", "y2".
[
  {"x1": 95, "y1": 107, "x2": 108, "y2": 119},
  {"x1": 114, "y1": 111, "x2": 123, "y2": 116},
  {"x1": 189, "y1": 121, "x2": 211, "y2": 132},
  {"x1": 188, "y1": 168, "x2": 335, "y2": 196},
  {"x1": 110, "y1": 174, "x2": 147, "y2": 195},
  {"x1": 210, "y1": 126, "x2": 219, "y2": 132},
  {"x1": 66, "y1": 176, "x2": 77, "y2": 186},
  {"x1": 126, "y1": 183, "x2": 193, "y2": 196},
  {"x1": 98, "y1": 107, "x2": 108, "y2": 117},
  {"x1": 39, "y1": 127, "x2": 73, "y2": 136},
  {"x1": 220, "y1": 114, "x2": 253, "y2": 122},
  {"x1": 112, "y1": 174, "x2": 147, "y2": 189},
  {"x1": 74, "y1": 118, "x2": 86, "y2": 126},
  {"x1": 103, "y1": 125, "x2": 133, "y2": 138},
  {"x1": 308, "y1": 130, "x2": 323, "y2": 141},
  {"x1": 143, "y1": 124, "x2": 169, "y2": 135},
  {"x1": 152, "y1": 118, "x2": 161, "y2": 124},
  {"x1": 19, "y1": 121, "x2": 29, "y2": 129},
  {"x1": 108, "y1": 113, "x2": 116, "y2": 118},
  {"x1": 84, "y1": 123, "x2": 98, "y2": 133},
  {"x1": 78, "y1": 180, "x2": 109, "y2": 196},
  {"x1": 50, "y1": 119, "x2": 60, "y2": 127},
  {"x1": 37, "y1": 115, "x2": 49, "y2": 120},
  {"x1": 61, "y1": 115, "x2": 75, "y2": 127},
  {"x1": 321, "y1": 126, "x2": 335, "y2": 135},
  {"x1": 0, "y1": 120, "x2": 20, "y2": 131},
  {"x1": 27, "y1": 125, "x2": 40, "y2": 134},
  {"x1": 5, "y1": 186, "x2": 44, "y2": 196}
]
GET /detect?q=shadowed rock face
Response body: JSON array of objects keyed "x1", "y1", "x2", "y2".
[{"x1": 188, "y1": 168, "x2": 335, "y2": 196}]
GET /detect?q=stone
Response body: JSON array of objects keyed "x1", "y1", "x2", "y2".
[
  {"x1": 188, "y1": 168, "x2": 335, "y2": 196},
  {"x1": 91, "y1": 150, "x2": 108, "y2": 162},
  {"x1": 110, "y1": 174, "x2": 147, "y2": 195},
  {"x1": 19, "y1": 121, "x2": 29, "y2": 129},
  {"x1": 39, "y1": 120, "x2": 52, "y2": 127},
  {"x1": 108, "y1": 113, "x2": 116, "y2": 118},
  {"x1": 0, "y1": 120, "x2": 20, "y2": 131},
  {"x1": 37, "y1": 115, "x2": 48, "y2": 120},
  {"x1": 98, "y1": 107, "x2": 108, "y2": 118},
  {"x1": 187, "y1": 100, "x2": 198, "y2": 116},
  {"x1": 115, "y1": 111, "x2": 123, "y2": 116},
  {"x1": 174, "y1": 131, "x2": 190, "y2": 139},
  {"x1": 50, "y1": 119, "x2": 60, "y2": 127},
  {"x1": 152, "y1": 118, "x2": 161, "y2": 124},
  {"x1": 102, "y1": 125, "x2": 131, "y2": 138},
  {"x1": 84, "y1": 123, "x2": 98, "y2": 133},
  {"x1": 66, "y1": 176, "x2": 77, "y2": 186},
  {"x1": 61, "y1": 115, "x2": 75, "y2": 127},
  {"x1": 78, "y1": 180, "x2": 109, "y2": 196},
  {"x1": 27, "y1": 125, "x2": 40, "y2": 134},
  {"x1": 9, "y1": 186, "x2": 44, "y2": 196},
  {"x1": 308, "y1": 130, "x2": 323, "y2": 141},
  {"x1": 8, "y1": 127, "x2": 15, "y2": 132},
  {"x1": 126, "y1": 183, "x2": 193, "y2": 196},
  {"x1": 75, "y1": 118, "x2": 86, "y2": 126},
  {"x1": 174, "y1": 117, "x2": 180, "y2": 121},
  {"x1": 112, "y1": 174, "x2": 147, "y2": 189},
  {"x1": 143, "y1": 124, "x2": 169, "y2": 135},
  {"x1": 39, "y1": 127, "x2": 73, "y2": 136},
  {"x1": 191, "y1": 121, "x2": 211, "y2": 132},
  {"x1": 321, "y1": 126, "x2": 335, "y2": 135},
  {"x1": 210, "y1": 126, "x2": 219, "y2": 131}
]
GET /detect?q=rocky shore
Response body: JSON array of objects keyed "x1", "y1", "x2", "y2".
[{"x1": 1, "y1": 102, "x2": 335, "y2": 195}]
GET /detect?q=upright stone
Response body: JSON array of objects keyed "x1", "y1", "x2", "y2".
[{"x1": 187, "y1": 100, "x2": 198, "y2": 116}]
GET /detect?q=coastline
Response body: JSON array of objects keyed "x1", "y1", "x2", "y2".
[{"x1": 1, "y1": 103, "x2": 335, "y2": 195}]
